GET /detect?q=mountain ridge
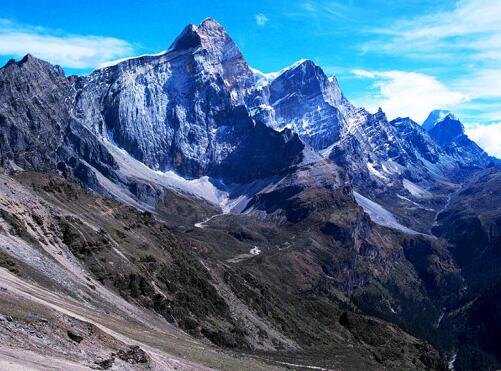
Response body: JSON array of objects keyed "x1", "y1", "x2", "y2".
[{"x1": 0, "y1": 17, "x2": 500, "y2": 370}]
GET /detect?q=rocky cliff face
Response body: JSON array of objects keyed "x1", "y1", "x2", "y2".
[
  {"x1": 0, "y1": 19, "x2": 494, "y2": 219},
  {"x1": 232, "y1": 53, "x2": 497, "y2": 233},
  {"x1": 0, "y1": 55, "x2": 74, "y2": 171},
  {"x1": 74, "y1": 18, "x2": 300, "y2": 184},
  {"x1": 0, "y1": 19, "x2": 348, "y2": 223}
]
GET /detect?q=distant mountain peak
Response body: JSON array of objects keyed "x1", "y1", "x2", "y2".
[
  {"x1": 375, "y1": 107, "x2": 387, "y2": 120},
  {"x1": 428, "y1": 114, "x2": 465, "y2": 147},
  {"x1": 256, "y1": 59, "x2": 319, "y2": 82},
  {"x1": 283, "y1": 59, "x2": 323, "y2": 75},
  {"x1": 422, "y1": 109, "x2": 457, "y2": 131},
  {"x1": 2, "y1": 53, "x2": 40, "y2": 69}
]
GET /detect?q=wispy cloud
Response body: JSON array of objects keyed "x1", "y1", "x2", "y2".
[
  {"x1": 298, "y1": 1, "x2": 349, "y2": 20},
  {"x1": 351, "y1": 70, "x2": 467, "y2": 122},
  {"x1": 0, "y1": 18, "x2": 134, "y2": 69},
  {"x1": 255, "y1": 14, "x2": 269, "y2": 26},
  {"x1": 454, "y1": 69, "x2": 501, "y2": 99},
  {"x1": 464, "y1": 122, "x2": 501, "y2": 158},
  {"x1": 350, "y1": 0, "x2": 501, "y2": 126},
  {"x1": 364, "y1": 0, "x2": 501, "y2": 57}
]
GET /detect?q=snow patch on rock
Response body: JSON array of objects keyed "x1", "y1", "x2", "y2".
[
  {"x1": 354, "y1": 192, "x2": 419, "y2": 235},
  {"x1": 250, "y1": 246, "x2": 261, "y2": 255},
  {"x1": 403, "y1": 179, "x2": 432, "y2": 198}
]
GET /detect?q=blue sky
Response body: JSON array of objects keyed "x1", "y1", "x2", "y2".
[{"x1": 0, "y1": 0, "x2": 499, "y2": 156}]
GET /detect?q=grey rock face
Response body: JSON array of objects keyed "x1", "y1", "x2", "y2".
[
  {"x1": 389, "y1": 117, "x2": 443, "y2": 164},
  {"x1": 246, "y1": 59, "x2": 353, "y2": 150},
  {"x1": 0, "y1": 19, "x2": 338, "y2": 220},
  {"x1": 73, "y1": 18, "x2": 307, "y2": 184},
  {"x1": 244, "y1": 56, "x2": 496, "y2": 213},
  {"x1": 169, "y1": 18, "x2": 256, "y2": 104},
  {"x1": 0, "y1": 55, "x2": 74, "y2": 170},
  {"x1": 0, "y1": 54, "x2": 122, "y2": 195},
  {"x1": 326, "y1": 108, "x2": 451, "y2": 191}
]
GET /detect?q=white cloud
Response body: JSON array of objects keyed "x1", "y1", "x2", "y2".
[
  {"x1": 255, "y1": 14, "x2": 269, "y2": 26},
  {"x1": 361, "y1": 0, "x2": 501, "y2": 121},
  {"x1": 0, "y1": 19, "x2": 134, "y2": 69},
  {"x1": 464, "y1": 122, "x2": 501, "y2": 158},
  {"x1": 352, "y1": 69, "x2": 375, "y2": 78},
  {"x1": 352, "y1": 70, "x2": 467, "y2": 123},
  {"x1": 454, "y1": 69, "x2": 501, "y2": 99},
  {"x1": 298, "y1": 1, "x2": 349, "y2": 20},
  {"x1": 367, "y1": 0, "x2": 501, "y2": 56}
]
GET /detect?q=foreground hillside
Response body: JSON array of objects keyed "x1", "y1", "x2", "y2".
[{"x1": 0, "y1": 170, "x2": 446, "y2": 369}]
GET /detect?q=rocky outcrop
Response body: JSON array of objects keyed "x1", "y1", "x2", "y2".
[{"x1": 0, "y1": 55, "x2": 74, "y2": 170}]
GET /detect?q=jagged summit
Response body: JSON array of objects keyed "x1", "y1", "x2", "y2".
[
  {"x1": 427, "y1": 114, "x2": 465, "y2": 147},
  {"x1": 0, "y1": 54, "x2": 37, "y2": 69},
  {"x1": 246, "y1": 57, "x2": 353, "y2": 150},
  {"x1": 375, "y1": 107, "x2": 386, "y2": 117},
  {"x1": 1, "y1": 53, "x2": 61, "y2": 73},
  {"x1": 253, "y1": 58, "x2": 335, "y2": 87},
  {"x1": 97, "y1": 18, "x2": 252, "y2": 89},
  {"x1": 168, "y1": 18, "x2": 235, "y2": 55},
  {"x1": 268, "y1": 59, "x2": 316, "y2": 78},
  {"x1": 2, "y1": 53, "x2": 37, "y2": 67},
  {"x1": 169, "y1": 18, "x2": 228, "y2": 52},
  {"x1": 198, "y1": 17, "x2": 227, "y2": 35},
  {"x1": 19, "y1": 53, "x2": 36, "y2": 64},
  {"x1": 422, "y1": 112, "x2": 494, "y2": 166},
  {"x1": 422, "y1": 109, "x2": 457, "y2": 131},
  {"x1": 269, "y1": 59, "x2": 329, "y2": 96},
  {"x1": 168, "y1": 24, "x2": 201, "y2": 51},
  {"x1": 250, "y1": 59, "x2": 325, "y2": 91},
  {"x1": 0, "y1": 54, "x2": 67, "y2": 82}
]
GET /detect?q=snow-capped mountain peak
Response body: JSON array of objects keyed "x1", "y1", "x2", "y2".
[
  {"x1": 422, "y1": 109, "x2": 457, "y2": 131},
  {"x1": 420, "y1": 110, "x2": 493, "y2": 167}
]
